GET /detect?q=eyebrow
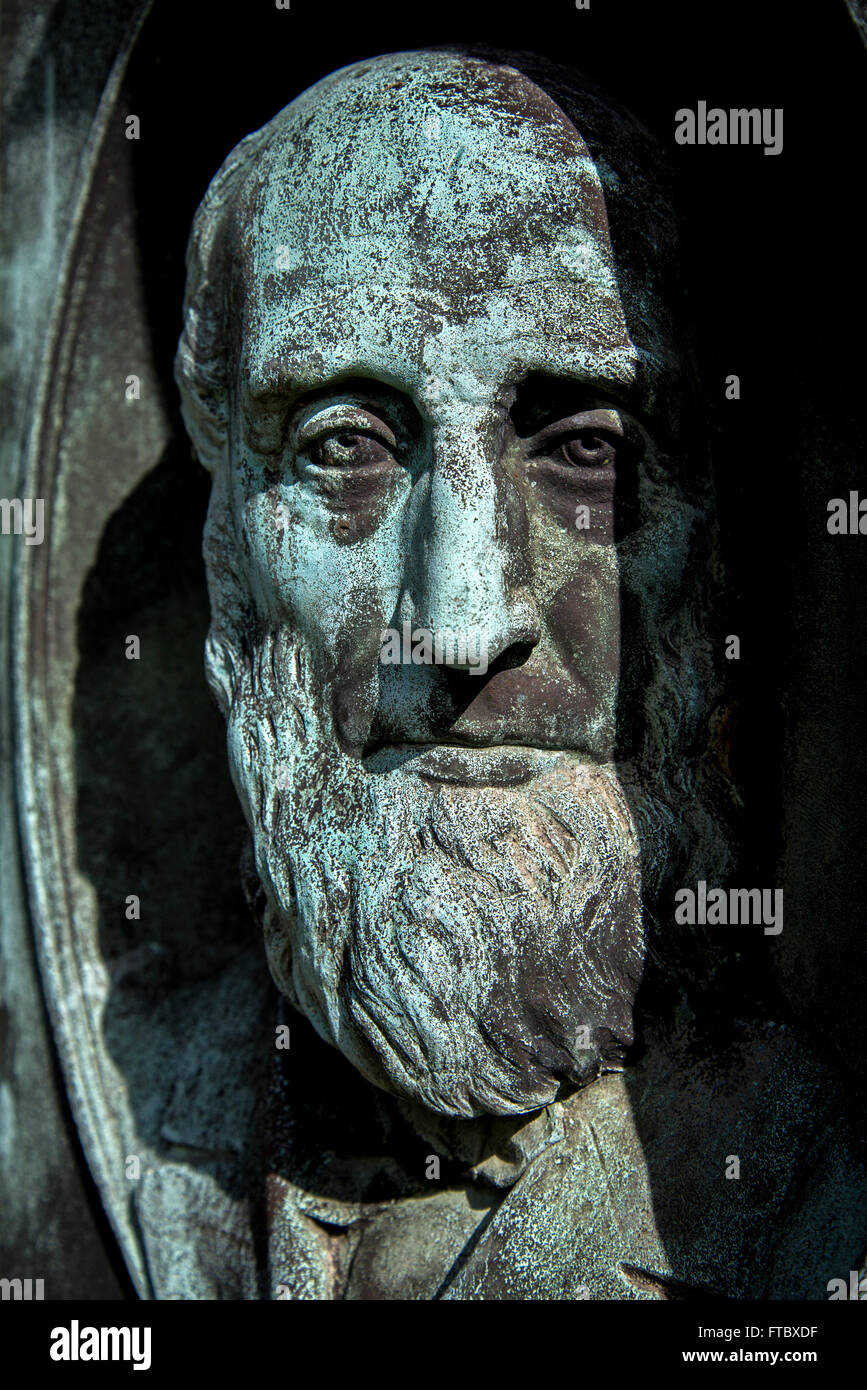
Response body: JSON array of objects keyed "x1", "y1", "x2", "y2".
[
  {"x1": 242, "y1": 366, "x2": 395, "y2": 408},
  {"x1": 242, "y1": 344, "x2": 677, "y2": 434},
  {"x1": 241, "y1": 372, "x2": 429, "y2": 456},
  {"x1": 509, "y1": 355, "x2": 673, "y2": 436}
]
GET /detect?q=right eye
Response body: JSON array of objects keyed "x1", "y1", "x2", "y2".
[
  {"x1": 306, "y1": 431, "x2": 394, "y2": 469},
  {"x1": 554, "y1": 429, "x2": 621, "y2": 470}
]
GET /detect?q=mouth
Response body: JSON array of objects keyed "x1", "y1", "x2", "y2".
[{"x1": 362, "y1": 742, "x2": 571, "y2": 787}]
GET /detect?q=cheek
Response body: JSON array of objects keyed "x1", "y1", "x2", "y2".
[
  {"x1": 547, "y1": 552, "x2": 621, "y2": 702},
  {"x1": 238, "y1": 461, "x2": 406, "y2": 620},
  {"x1": 523, "y1": 466, "x2": 620, "y2": 679},
  {"x1": 237, "y1": 479, "x2": 407, "y2": 747},
  {"x1": 527, "y1": 462, "x2": 617, "y2": 543},
  {"x1": 309, "y1": 462, "x2": 402, "y2": 542}
]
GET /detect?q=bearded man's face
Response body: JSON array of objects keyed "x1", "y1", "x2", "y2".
[{"x1": 179, "y1": 52, "x2": 716, "y2": 1118}]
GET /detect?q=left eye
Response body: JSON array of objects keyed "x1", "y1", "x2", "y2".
[
  {"x1": 307, "y1": 431, "x2": 393, "y2": 468},
  {"x1": 555, "y1": 430, "x2": 619, "y2": 468}
]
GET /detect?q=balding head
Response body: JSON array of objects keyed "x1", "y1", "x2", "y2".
[{"x1": 177, "y1": 50, "x2": 684, "y2": 476}]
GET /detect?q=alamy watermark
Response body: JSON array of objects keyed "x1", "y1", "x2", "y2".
[
  {"x1": 675, "y1": 103, "x2": 783, "y2": 156},
  {"x1": 827, "y1": 491, "x2": 867, "y2": 534},
  {"x1": 827, "y1": 1270, "x2": 866, "y2": 1299},
  {"x1": 380, "y1": 623, "x2": 489, "y2": 675},
  {"x1": 0, "y1": 498, "x2": 44, "y2": 545},
  {"x1": 0, "y1": 1277, "x2": 44, "y2": 1299},
  {"x1": 50, "y1": 1322, "x2": 152, "y2": 1370},
  {"x1": 674, "y1": 881, "x2": 783, "y2": 935}
]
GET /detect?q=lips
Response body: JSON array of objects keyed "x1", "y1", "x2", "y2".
[{"x1": 362, "y1": 742, "x2": 570, "y2": 787}]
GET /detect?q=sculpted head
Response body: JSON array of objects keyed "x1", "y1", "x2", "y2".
[{"x1": 175, "y1": 49, "x2": 729, "y2": 1118}]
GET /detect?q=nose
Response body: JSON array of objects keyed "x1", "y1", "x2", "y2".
[{"x1": 403, "y1": 425, "x2": 540, "y2": 669}]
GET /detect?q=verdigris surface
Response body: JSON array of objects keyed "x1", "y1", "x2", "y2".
[
  {"x1": 166, "y1": 49, "x2": 866, "y2": 1297},
  {"x1": 10, "y1": 39, "x2": 866, "y2": 1300}
]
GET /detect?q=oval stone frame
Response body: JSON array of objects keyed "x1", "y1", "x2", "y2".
[{"x1": 12, "y1": 8, "x2": 259, "y2": 1297}]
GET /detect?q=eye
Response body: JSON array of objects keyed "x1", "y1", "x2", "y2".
[
  {"x1": 295, "y1": 404, "x2": 399, "y2": 471},
  {"x1": 555, "y1": 429, "x2": 620, "y2": 469},
  {"x1": 307, "y1": 430, "x2": 394, "y2": 469},
  {"x1": 526, "y1": 407, "x2": 626, "y2": 471}
]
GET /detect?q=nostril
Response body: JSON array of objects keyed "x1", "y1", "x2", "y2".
[
  {"x1": 484, "y1": 639, "x2": 537, "y2": 678},
  {"x1": 441, "y1": 639, "x2": 536, "y2": 710}
]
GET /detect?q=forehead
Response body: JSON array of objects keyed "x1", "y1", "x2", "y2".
[{"x1": 236, "y1": 54, "x2": 637, "y2": 400}]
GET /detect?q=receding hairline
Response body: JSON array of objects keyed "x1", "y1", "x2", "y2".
[{"x1": 175, "y1": 46, "x2": 684, "y2": 470}]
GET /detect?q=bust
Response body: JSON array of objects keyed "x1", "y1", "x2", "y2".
[
  {"x1": 176, "y1": 42, "x2": 720, "y2": 1100},
  {"x1": 161, "y1": 47, "x2": 866, "y2": 1299}
]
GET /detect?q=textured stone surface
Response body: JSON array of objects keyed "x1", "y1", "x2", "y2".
[
  {"x1": 4, "y1": 14, "x2": 866, "y2": 1303},
  {"x1": 0, "y1": 0, "x2": 142, "y2": 1299}
]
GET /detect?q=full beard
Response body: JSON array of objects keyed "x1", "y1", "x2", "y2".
[{"x1": 219, "y1": 626, "x2": 652, "y2": 1119}]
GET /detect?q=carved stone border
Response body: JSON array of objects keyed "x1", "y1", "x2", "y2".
[{"x1": 12, "y1": 3, "x2": 156, "y2": 1299}]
